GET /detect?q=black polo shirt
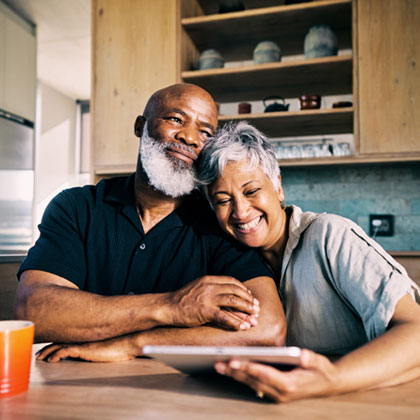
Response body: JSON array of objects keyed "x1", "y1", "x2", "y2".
[{"x1": 18, "y1": 174, "x2": 272, "y2": 295}]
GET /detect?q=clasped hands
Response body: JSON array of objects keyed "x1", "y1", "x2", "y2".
[{"x1": 36, "y1": 275, "x2": 260, "y2": 363}]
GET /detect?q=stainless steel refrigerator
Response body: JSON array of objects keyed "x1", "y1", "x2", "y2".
[{"x1": 0, "y1": 109, "x2": 34, "y2": 253}]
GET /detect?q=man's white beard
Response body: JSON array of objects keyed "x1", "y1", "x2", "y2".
[{"x1": 139, "y1": 123, "x2": 196, "y2": 198}]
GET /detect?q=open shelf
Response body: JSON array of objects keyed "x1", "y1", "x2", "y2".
[
  {"x1": 218, "y1": 107, "x2": 353, "y2": 137},
  {"x1": 182, "y1": 55, "x2": 352, "y2": 102},
  {"x1": 179, "y1": 0, "x2": 359, "y2": 166},
  {"x1": 182, "y1": 0, "x2": 352, "y2": 61}
]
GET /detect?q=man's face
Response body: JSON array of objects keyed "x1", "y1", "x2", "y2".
[
  {"x1": 146, "y1": 87, "x2": 218, "y2": 167},
  {"x1": 139, "y1": 86, "x2": 218, "y2": 198}
]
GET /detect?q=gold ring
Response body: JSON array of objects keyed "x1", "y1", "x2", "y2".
[{"x1": 256, "y1": 390, "x2": 264, "y2": 399}]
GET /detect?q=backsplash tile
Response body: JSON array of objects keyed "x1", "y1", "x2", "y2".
[{"x1": 281, "y1": 163, "x2": 420, "y2": 251}]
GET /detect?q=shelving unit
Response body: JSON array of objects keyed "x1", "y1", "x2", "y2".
[
  {"x1": 218, "y1": 107, "x2": 353, "y2": 138},
  {"x1": 180, "y1": 0, "x2": 354, "y2": 164},
  {"x1": 182, "y1": 1, "x2": 352, "y2": 61},
  {"x1": 182, "y1": 55, "x2": 352, "y2": 102}
]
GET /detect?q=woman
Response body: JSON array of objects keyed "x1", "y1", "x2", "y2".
[{"x1": 194, "y1": 121, "x2": 420, "y2": 402}]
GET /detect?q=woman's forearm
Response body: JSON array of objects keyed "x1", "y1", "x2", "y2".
[{"x1": 333, "y1": 302, "x2": 420, "y2": 393}]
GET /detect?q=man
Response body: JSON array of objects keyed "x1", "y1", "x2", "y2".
[{"x1": 15, "y1": 83, "x2": 285, "y2": 362}]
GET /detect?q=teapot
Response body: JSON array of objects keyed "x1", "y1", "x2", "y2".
[{"x1": 263, "y1": 96, "x2": 290, "y2": 112}]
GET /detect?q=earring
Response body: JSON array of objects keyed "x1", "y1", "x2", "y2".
[{"x1": 280, "y1": 200, "x2": 286, "y2": 210}]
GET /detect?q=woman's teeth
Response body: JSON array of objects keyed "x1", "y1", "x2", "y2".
[{"x1": 237, "y1": 216, "x2": 261, "y2": 231}]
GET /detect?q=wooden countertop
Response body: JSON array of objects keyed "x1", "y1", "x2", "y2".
[{"x1": 2, "y1": 344, "x2": 420, "y2": 419}]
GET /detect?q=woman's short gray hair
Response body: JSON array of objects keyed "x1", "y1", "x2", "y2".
[{"x1": 194, "y1": 121, "x2": 280, "y2": 199}]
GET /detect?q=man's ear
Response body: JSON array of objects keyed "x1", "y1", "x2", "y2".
[{"x1": 134, "y1": 116, "x2": 146, "y2": 138}]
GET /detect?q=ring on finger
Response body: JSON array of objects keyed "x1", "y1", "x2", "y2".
[{"x1": 256, "y1": 390, "x2": 264, "y2": 399}]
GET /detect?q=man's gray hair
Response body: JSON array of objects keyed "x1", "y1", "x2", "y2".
[{"x1": 194, "y1": 121, "x2": 281, "y2": 199}]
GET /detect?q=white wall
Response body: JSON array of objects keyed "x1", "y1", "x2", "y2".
[{"x1": 33, "y1": 82, "x2": 78, "y2": 234}]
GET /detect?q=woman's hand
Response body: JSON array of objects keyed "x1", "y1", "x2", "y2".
[
  {"x1": 36, "y1": 335, "x2": 140, "y2": 363},
  {"x1": 215, "y1": 349, "x2": 339, "y2": 403}
]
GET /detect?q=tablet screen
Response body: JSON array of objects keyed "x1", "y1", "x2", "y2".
[{"x1": 142, "y1": 345, "x2": 302, "y2": 374}]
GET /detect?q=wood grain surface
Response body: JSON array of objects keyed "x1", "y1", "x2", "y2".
[{"x1": 1, "y1": 344, "x2": 420, "y2": 420}]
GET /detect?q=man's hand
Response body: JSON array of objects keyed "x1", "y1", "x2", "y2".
[
  {"x1": 36, "y1": 335, "x2": 141, "y2": 363},
  {"x1": 215, "y1": 349, "x2": 338, "y2": 403},
  {"x1": 166, "y1": 276, "x2": 260, "y2": 331}
]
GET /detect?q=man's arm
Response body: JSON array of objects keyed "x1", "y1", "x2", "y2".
[
  {"x1": 36, "y1": 276, "x2": 286, "y2": 362},
  {"x1": 15, "y1": 270, "x2": 261, "y2": 343}
]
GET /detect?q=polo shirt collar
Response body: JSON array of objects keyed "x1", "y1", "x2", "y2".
[
  {"x1": 102, "y1": 173, "x2": 197, "y2": 236},
  {"x1": 103, "y1": 173, "x2": 136, "y2": 207}
]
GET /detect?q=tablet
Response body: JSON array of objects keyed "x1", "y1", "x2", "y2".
[{"x1": 142, "y1": 345, "x2": 302, "y2": 374}]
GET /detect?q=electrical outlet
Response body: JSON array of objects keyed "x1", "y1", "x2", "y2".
[{"x1": 369, "y1": 214, "x2": 394, "y2": 237}]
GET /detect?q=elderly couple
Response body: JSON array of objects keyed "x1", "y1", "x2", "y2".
[{"x1": 16, "y1": 83, "x2": 420, "y2": 402}]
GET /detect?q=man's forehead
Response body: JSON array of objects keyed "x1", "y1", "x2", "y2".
[{"x1": 159, "y1": 92, "x2": 217, "y2": 124}]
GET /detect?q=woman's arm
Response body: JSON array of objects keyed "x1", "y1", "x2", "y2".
[{"x1": 215, "y1": 293, "x2": 420, "y2": 402}]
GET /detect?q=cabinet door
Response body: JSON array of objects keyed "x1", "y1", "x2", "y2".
[
  {"x1": 357, "y1": 0, "x2": 420, "y2": 155},
  {"x1": 2, "y1": 10, "x2": 36, "y2": 121},
  {"x1": 92, "y1": 0, "x2": 179, "y2": 171},
  {"x1": 0, "y1": 11, "x2": 5, "y2": 111}
]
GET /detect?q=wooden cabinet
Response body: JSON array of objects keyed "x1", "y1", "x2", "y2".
[
  {"x1": 357, "y1": 0, "x2": 420, "y2": 156},
  {"x1": 92, "y1": 0, "x2": 420, "y2": 176},
  {"x1": 0, "y1": 3, "x2": 36, "y2": 122},
  {"x1": 179, "y1": 0, "x2": 420, "y2": 166},
  {"x1": 92, "y1": 0, "x2": 179, "y2": 176}
]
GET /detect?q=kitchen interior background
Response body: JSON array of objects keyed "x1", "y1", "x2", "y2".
[{"x1": 0, "y1": 0, "x2": 419, "y2": 254}]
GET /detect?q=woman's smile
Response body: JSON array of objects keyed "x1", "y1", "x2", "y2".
[
  {"x1": 209, "y1": 160, "x2": 287, "y2": 252},
  {"x1": 236, "y1": 215, "x2": 263, "y2": 233}
]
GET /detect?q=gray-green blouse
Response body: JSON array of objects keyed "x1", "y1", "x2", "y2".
[{"x1": 280, "y1": 206, "x2": 420, "y2": 355}]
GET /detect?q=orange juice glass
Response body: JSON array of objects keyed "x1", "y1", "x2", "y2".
[{"x1": 0, "y1": 320, "x2": 34, "y2": 398}]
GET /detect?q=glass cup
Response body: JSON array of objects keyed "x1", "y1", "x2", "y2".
[{"x1": 0, "y1": 320, "x2": 34, "y2": 399}]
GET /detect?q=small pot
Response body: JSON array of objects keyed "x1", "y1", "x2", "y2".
[
  {"x1": 253, "y1": 41, "x2": 281, "y2": 64},
  {"x1": 299, "y1": 94, "x2": 321, "y2": 109},
  {"x1": 332, "y1": 101, "x2": 353, "y2": 108},
  {"x1": 238, "y1": 102, "x2": 252, "y2": 114},
  {"x1": 198, "y1": 49, "x2": 224, "y2": 70},
  {"x1": 263, "y1": 96, "x2": 289, "y2": 112},
  {"x1": 304, "y1": 24, "x2": 338, "y2": 59}
]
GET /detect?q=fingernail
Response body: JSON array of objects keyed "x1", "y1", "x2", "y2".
[
  {"x1": 253, "y1": 304, "x2": 260, "y2": 313},
  {"x1": 215, "y1": 363, "x2": 226, "y2": 375},
  {"x1": 240, "y1": 322, "x2": 250, "y2": 330},
  {"x1": 230, "y1": 360, "x2": 241, "y2": 369},
  {"x1": 249, "y1": 317, "x2": 258, "y2": 326},
  {"x1": 254, "y1": 299, "x2": 260, "y2": 306}
]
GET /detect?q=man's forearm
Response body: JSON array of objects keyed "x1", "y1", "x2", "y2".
[
  {"x1": 16, "y1": 281, "x2": 174, "y2": 343},
  {"x1": 35, "y1": 277, "x2": 286, "y2": 363},
  {"x1": 16, "y1": 270, "x2": 264, "y2": 343}
]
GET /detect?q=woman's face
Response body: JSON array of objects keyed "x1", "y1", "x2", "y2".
[{"x1": 208, "y1": 160, "x2": 286, "y2": 251}]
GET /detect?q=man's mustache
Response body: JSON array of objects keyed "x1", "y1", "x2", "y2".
[{"x1": 164, "y1": 142, "x2": 198, "y2": 160}]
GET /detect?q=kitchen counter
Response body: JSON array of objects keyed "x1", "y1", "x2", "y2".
[
  {"x1": 0, "y1": 251, "x2": 26, "y2": 263},
  {"x1": 1, "y1": 344, "x2": 420, "y2": 420}
]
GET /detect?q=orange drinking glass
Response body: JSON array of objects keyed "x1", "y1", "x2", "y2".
[{"x1": 0, "y1": 320, "x2": 34, "y2": 398}]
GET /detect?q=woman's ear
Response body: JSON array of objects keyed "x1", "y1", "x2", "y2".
[
  {"x1": 134, "y1": 116, "x2": 146, "y2": 138},
  {"x1": 277, "y1": 175, "x2": 284, "y2": 201}
]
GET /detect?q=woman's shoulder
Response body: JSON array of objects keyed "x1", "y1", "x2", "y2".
[
  {"x1": 306, "y1": 211, "x2": 362, "y2": 235},
  {"x1": 290, "y1": 205, "x2": 361, "y2": 238}
]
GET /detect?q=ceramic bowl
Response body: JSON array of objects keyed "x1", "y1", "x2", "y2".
[{"x1": 299, "y1": 94, "x2": 321, "y2": 109}]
